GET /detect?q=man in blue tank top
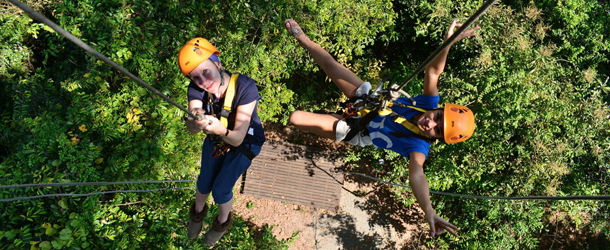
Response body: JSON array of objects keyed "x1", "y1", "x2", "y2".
[{"x1": 285, "y1": 19, "x2": 478, "y2": 238}]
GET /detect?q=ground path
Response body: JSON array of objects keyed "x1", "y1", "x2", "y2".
[{"x1": 234, "y1": 179, "x2": 430, "y2": 249}]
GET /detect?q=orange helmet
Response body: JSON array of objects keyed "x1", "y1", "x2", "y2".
[
  {"x1": 443, "y1": 104, "x2": 475, "y2": 144},
  {"x1": 178, "y1": 37, "x2": 220, "y2": 76}
]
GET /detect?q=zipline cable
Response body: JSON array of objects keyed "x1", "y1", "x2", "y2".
[
  {"x1": 0, "y1": 187, "x2": 195, "y2": 202},
  {"x1": 0, "y1": 178, "x2": 277, "y2": 202},
  {"x1": 0, "y1": 180, "x2": 196, "y2": 189},
  {"x1": 347, "y1": 172, "x2": 610, "y2": 201},
  {"x1": 3, "y1": 174, "x2": 609, "y2": 202},
  {"x1": 394, "y1": 0, "x2": 497, "y2": 92},
  {"x1": 7, "y1": 0, "x2": 198, "y2": 119}
]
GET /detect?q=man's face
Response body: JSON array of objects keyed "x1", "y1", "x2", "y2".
[{"x1": 417, "y1": 109, "x2": 444, "y2": 139}]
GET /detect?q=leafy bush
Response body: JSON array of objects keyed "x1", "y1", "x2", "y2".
[
  {"x1": 344, "y1": 0, "x2": 610, "y2": 248},
  {"x1": 1, "y1": 0, "x2": 608, "y2": 249},
  {"x1": 0, "y1": 0, "x2": 393, "y2": 248}
]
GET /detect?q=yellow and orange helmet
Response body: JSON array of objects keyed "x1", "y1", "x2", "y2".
[
  {"x1": 178, "y1": 37, "x2": 219, "y2": 76},
  {"x1": 443, "y1": 104, "x2": 475, "y2": 144}
]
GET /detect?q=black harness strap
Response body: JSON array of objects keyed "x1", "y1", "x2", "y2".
[
  {"x1": 239, "y1": 143, "x2": 256, "y2": 161},
  {"x1": 342, "y1": 110, "x2": 379, "y2": 142}
]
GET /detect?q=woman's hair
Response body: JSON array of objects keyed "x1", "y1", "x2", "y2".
[{"x1": 209, "y1": 53, "x2": 220, "y2": 63}]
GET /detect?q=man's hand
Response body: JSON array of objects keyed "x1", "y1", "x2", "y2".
[
  {"x1": 425, "y1": 210, "x2": 459, "y2": 237},
  {"x1": 445, "y1": 20, "x2": 480, "y2": 44}
]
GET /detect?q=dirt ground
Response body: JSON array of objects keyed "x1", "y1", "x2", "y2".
[{"x1": 233, "y1": 179, "x2": 430, "y2": 249}]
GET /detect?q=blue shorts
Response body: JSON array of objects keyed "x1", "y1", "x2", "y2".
[{"x1": 197, "y1": 137, "x2": 262, "y2": 204}]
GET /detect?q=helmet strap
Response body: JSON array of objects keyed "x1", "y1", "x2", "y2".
[{"x1": 215, "y1": 62, "x2": 226, "y2": 87}]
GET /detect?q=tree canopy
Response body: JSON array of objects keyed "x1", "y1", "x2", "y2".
[{"x1": 1, "y1": 0, "x2": 609, "y2": 249}]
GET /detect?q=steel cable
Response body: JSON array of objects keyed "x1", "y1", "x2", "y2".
[
  {"x1": 7, "y1": 0, "x2": 198, "y2": 119},
  {"x1": 394, "y1": 0, "x2": 497, "y2": 91},
  {"x1": 3, "y1": 174, "x2": 609, "y2": 202}
]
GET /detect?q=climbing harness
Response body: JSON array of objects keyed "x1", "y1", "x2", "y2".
[
  {"x1": 202, "y1": 73, "x2": 256, "y2": 160},
  {"x1": 340, "y1": 78, "x2": 430, "y2": 142},
  {"x1": 205, "y1": 73, "x2": 237, "y2": 158}
]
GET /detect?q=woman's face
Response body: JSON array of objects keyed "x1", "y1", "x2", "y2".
[
  {"x1": 417, "y1": 109, "x2": 444, "y2": 139},
  {"x1": 187, "y1": 59, "x2": 223, "y2": 94}
]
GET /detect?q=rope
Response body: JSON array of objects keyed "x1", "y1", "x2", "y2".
[
  {"x1": 394, "y1": 0, "x2": 497, "y2": 91},
  {"x1": 0, "y1": 180, "x2": 196, "y2": 189},
  {"x1": 3, "y1": 174, "x2": 609, "y2": 202},
  {"x1": 0, "y1": 179, "x2": 277, "y2": 203},
  {"x1": 347, "y1": 172, "x2": 610, "y2": 201},
  {"x1": 6, "y1": 0, "x2": 198, "y2": 119}
]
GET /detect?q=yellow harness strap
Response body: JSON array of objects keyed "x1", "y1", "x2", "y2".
[
  {"x1": 355, "y1": 101, "x2": 428, "y2": 136},
  {"x1": 219, "y1": 73, "x2": 239, "y2": 128}
]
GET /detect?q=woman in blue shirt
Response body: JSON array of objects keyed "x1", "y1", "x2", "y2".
[{"x1": 285, "y1": 19, "x2": 478, "y2": 238}]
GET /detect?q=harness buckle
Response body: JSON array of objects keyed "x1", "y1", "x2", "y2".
[
  {"x1": 341, "y1": 103, "x2": 360, "y2": 119},
  {"x1": 212, "y1": 144, "x2": 231, "y2": 158},
  {"x1": 220, "y1": 109, "x2": 230, "y2": 119}
]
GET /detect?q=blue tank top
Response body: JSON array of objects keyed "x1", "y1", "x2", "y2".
[{"x1": 368, "y1": 94, "x2": 440, "y2": 159}]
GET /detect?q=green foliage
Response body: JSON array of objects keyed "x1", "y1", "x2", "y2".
[
  {"x1": 354, "y1": 0, "x2": 610, "y2": 248},
  {"x1": 534, "y1": 0, "x2": 610, "y2": 68},
  {"x1": 0, "y1": 0, "x2": 393, "y2": 248},
  {"x1": 1, "y1": 0, "x2": 609, "y2": 249}
]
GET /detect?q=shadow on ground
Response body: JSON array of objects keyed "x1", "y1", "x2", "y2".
[
  {"x1": 260, "y1": 122, "x2": 434, "y2": 249},
  {"x1": 317, "y1": 212, "x2": 387, "y2": 250}
]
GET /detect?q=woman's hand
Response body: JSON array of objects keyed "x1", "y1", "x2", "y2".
[
  {"x1": 425, "y1": 210, "x2": 459, "y2": 237},
  {"x1": 184, "y1": 108, "x2": 209, "y2": 133},
  {"x1": 201, "y1": 115, "x2": 227, "y2": 136},
  {"x1": 445, "y1": 20, "x2": 480, "y2": 44}
]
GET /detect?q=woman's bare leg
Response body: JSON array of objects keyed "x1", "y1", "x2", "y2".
[
  {"x1": 289, "y1": 111, "x2": 341, "y2": 140},
  {"x1": 216, "y1": 197, "x2": 232, "y2": 224},
  {"x1": 195, "y1": 190, "x2": 209, "y2": 212},
  {"x1": 285, "y1": 19, "x2": 364, "y2": 98}
]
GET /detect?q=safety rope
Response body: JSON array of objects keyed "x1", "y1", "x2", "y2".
[
  {"x1": 7, "y1": 0, "x2": 198, "y2": 119},
  {"x1": 393, "y1": 0, "x2": 497, "y2": 92}
]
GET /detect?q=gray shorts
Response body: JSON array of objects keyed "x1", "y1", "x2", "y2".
[{"x1": 335, "y1": 82, "x2": 373, "y2": 147}]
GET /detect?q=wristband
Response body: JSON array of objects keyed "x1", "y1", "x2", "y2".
[{"x1": 223, "y1": 128, "x2": 229, "y2": 137}]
